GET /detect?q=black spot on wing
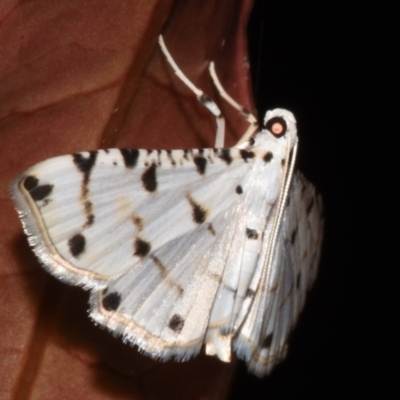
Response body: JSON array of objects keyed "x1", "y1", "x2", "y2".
[
  {"x1": 23, "y1": 176, "x2": 39, "y2": 191},
  {"x1": 120, "y1": 149, "x2": 139, "y2": 168},
  {"x1": 240, "y1": 149, "x2": 255, "y2": 162},
  {"x1": 166, "y1": 150, "x2": 176, "y2": 166},
  {"x1": 219, "y1": 149, "x2": 232, "y2": 165},
  {"x1": 236, "y1": 185, "x2": 243, "y2": 194},
  {"x1": 291, "y1": 227, "x2": 298, "y2": 244},
  {"x1": 224, "y1": 284, "x2": 237, "y2": 293},
  {"x1": 142, "y1": 163, "x2": 157, "y2": 192},
  {"x1": 151, "y1": 255, "x2": 167, "y2": 277},
  {"x1": 132, "y1": 215, "x2": 144, "y2": 231},
  {"x1": 73, "y1": 152, "x2": 98, "y2": 226},
  {"x1": 262, "y1": 333, "x2": 273, "y2": 349},
  {"x1": 73, "y1": 151, "x2": 97, "y2": 184},
  {"x1": 249, "y1": 137, "x2": 255, "y2": 146},
  {"x1": 296, "y1": 272, "x2": 302, "y2": 289},
  {"x1": 68, "y1": 234, "x2": 86, "y2": 257},
  {"x1": 187, "y1": 195, "x2": 208, "y2": 224},
  {"x1": 168, "y1": 314, "x2": 184, "y2": 333},
  {"x1": 102, "y1": 292, "x2": 121, "y2": 311},
  {"x1": 245, "y1": 288, "x2": 255, "y2": 298},
  {"x1": 246, "y1": 228, "x2": 258, "y2": 240},
  {"x1": 207, "y1": 224, "x2": 216, "y2": 235},
  {"x1": 151, "y1": 255, "x2": 184, "y2": 296},
  {"x1": 23, "y1": 176, "x2": 53, "y2": 201},
  {"x1": 85, "y1": 211, "x2": 94, "y2": 226},
  {"x1": 263, "y1": 152, "x2": 273, "y2": 163},
  {"x1": 134, "y1": 238, "x2": 151, "y2": 258},
  {"x1": 31, "y1": 185, "x2": 54, "y2": 202},
  {"x1": 78, "y1": 185, "x2": 94, "y2": 227},
  {"x1": 194, "y1": 156, "x2": 207, "y2": 175},
  {"x1": 193, "y1": 203, "x2": 207, "y2": 224}
]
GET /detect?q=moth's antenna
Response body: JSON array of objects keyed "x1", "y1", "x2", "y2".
[
  {"x1": 209, "y1": 62, "x2": 259, "y2": 146},
  {"x1": 158, "y1": 35, "x2": 225, "y2": 147}
]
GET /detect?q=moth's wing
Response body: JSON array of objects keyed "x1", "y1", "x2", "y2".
[
  {"x1": 204, "y1": 148, "x2": 285, "y2": 362},
  {"x1": 10, "y1": 146, "x2": 258, "y2": 359},
  {"x1": 233, "y1": 171, "x2": 324, "y2": 377},
  {"x1": 10, "y1": 148, "x2": 251, "y2": 288},
  {"x1": 87, "y1": 149, "x2": 268, "y2": 361},
  {"x1": 89, "y1": 196, "x2": 247, "y2": 361}
]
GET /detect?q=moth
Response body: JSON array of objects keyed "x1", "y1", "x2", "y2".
[{"x1": 10, "y1": 36, "x2": 323, "y2": 377}]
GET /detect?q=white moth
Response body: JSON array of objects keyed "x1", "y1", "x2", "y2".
[{"x1": 10, "y1": 36, "x2": 323, "y2": 377}]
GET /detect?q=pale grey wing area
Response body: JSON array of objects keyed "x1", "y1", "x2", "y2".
[
  {"x1": 234, "y1": 171, "x2": 324, "y2": 377},
  {"x1": 10, "y1": 147, "x2": 252, "y2": 290},
  {"x1": 88, "y1": 149, "x2": 263, "y2": 361},
  {"x1": 89, "y1": 196, "x2": 248, "y2": 361}
]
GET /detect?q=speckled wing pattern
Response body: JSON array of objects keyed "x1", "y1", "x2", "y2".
[
  {"x1": 10, "y1": 109, "x2": 323, "y2": 377},
  {"x1": 235, "y1": 171, "x2": 323, "y2": 376}
]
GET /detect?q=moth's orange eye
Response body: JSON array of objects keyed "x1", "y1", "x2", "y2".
[{"x1": 265, "y1": 116, "x2": 287, "y2": 137}]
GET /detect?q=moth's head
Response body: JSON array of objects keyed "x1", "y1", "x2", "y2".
[{"x1": 262, "y1": 109, "x2": 298, "y2": 148}]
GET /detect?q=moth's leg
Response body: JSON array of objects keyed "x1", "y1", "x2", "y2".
[
  {"x1": 209, "y1": 62, "x2": 259, "y2": 146},
  {"x1": 158, "y1": 35, "x2": 225, "y2": 148}
]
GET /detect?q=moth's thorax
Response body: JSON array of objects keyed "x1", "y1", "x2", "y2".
[{"x1": 251, "y1": 130, "x2": 292, "y2": 160}]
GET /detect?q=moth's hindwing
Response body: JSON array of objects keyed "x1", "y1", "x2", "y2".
[{"x1": 234, "y1": 171, "x2": 323, "y2": 377}]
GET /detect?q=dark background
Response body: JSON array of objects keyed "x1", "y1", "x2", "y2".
[{"x1": 231, "y1": 1, "x2": 397, "y2": 398}]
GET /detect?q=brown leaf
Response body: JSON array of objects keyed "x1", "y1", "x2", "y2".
[{"x1": 0, "y1": 0, "x2": 255, "y2": 398}]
